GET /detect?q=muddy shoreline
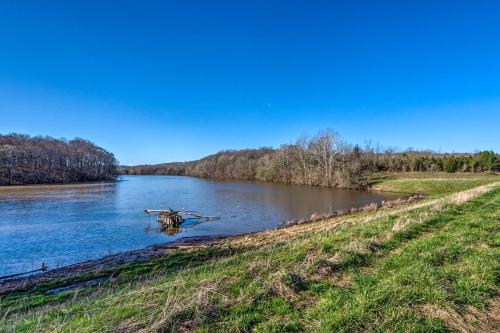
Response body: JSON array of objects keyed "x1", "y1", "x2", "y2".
[
  {"x1": 0, "y1": 194, "x2": 423, "y2": 295},
  {"x1": 0, "y1": 235, "x2": 228, "y2": 294}
]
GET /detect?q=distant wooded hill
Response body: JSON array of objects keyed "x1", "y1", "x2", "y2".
[
  {"x1": 0, "y1": 134, "x2": 118, "y2": 185},
  {"x1": 119, "y1": 130, "x2": 499, "y2": 189}
]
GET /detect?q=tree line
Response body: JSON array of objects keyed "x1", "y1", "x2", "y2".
[
  {"x1": 0, "y1": 134, "x2": 118, "y2": 185},
  {"x1": 361, "y1": 147, "x2": 498, "y2": 173},
  {"x1": 119, "y1": 129, "x2": 499, "y2": 189}
]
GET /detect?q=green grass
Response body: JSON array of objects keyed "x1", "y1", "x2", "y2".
[
  {"x1": 1, "y1": 175, "x2": 499, "y2": 332},
  {"x1": 368, "y1": 172, "x2": 499, "y2": 197}
]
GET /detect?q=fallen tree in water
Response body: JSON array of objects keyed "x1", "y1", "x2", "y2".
[{"x1": 144, "y1": 209, "x2": 220, "y2": 235}]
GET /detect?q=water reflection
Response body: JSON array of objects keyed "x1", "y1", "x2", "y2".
[
  {"x1": 0, "y1": 176, "x2": 402, "y2": 275},
  {"x1": 144, "y1": 221, "x2": 181, "y2": 236}
]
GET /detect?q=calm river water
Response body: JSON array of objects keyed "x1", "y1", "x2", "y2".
[{"x1": 0, "y1": 175, "x2": 402, "y2": 276}]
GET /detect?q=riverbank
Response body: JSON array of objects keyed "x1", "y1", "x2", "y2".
[
  {"x1": 0, "y1": 174, "x2": 404, "y2": 278},
  {"x1": 0, "y1": 180, "x2": 118, "y2": 191},
  {"x1": 1, "y1": 174, "x2": 499, "y2": 332},
  {"x1": 0, "y1": 193, "x2": 424, "y2": 294}
]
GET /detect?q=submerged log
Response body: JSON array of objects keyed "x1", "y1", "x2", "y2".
[
  {"x1": 144, "y1": 209, "x2": 220, "y2": 232},
  {"x1": 145, "y1": 209, "x2": 184, "y2": 228}
]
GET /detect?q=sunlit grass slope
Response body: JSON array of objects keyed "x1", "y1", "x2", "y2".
[
  {"x1": 369, "y1": 172, "x2": 499, "y2": 197},
  {"x1": 1, "y1": 173, "x2": 499, "y2": 332}
]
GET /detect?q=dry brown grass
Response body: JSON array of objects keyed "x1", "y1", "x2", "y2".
[{"x1": 419, "y1": 297, "x2": 500, "y2": 333}]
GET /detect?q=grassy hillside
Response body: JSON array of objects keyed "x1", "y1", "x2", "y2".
[
  {"x1": 1, "y1": 173, "x2": 499, "y2": 332},
  {"x1": 369, "y1": 172, "x2": 499, "y2": 197}
]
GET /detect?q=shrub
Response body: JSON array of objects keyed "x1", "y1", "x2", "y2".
[{"x1": 444, "y1": 158, "x2": 458, "y2": 173}]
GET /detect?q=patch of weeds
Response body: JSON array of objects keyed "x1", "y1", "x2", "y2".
[
  {"x1": 282, "y1": 273, "x2": 309, "y2": 293},
  {"x1": 253, "y1": 316, "x2": 303, "y2": 332}
]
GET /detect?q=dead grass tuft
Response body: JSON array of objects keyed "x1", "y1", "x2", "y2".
[{"x1": 419, "y1": 297, "x2": 500, "y2": 333}]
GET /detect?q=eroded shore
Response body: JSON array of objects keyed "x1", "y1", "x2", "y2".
[
  {"x1": 1, "y1": 180, "x2": 499, "y2": 332},
  {"x1": 0, "y1": 194, "x2": 423, "y2": 294}
]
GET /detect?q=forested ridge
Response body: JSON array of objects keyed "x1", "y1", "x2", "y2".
[
  {"x1": 2, "y1": 131, "x2": 495, "y2": 188},
  {"x1": 120, "y1": 130, "x2": 499, "y2": 189},
  {"x1": 0, "y1": 134, "x2": 118, "y2": 185}
]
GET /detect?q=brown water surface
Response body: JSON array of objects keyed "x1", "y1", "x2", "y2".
[{"x1": 0, "y1": 175, "x2": 402, "y2": 276}]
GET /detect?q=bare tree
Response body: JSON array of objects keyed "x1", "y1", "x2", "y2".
[
  {"x1": 117, "y1": 129, "x2": 499, "y2": 189},
  {"x1": 295, "y1": 135, "x2": 312, "y2": 185},
  {"x1": 310, "y1": 129, "x2": 339, "y2": 186}
]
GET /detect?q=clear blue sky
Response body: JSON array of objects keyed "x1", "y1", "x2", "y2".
[{"x1": 1, "y1": 1, "x2": 499, "y2": 165}]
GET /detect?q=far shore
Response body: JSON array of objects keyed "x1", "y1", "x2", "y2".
[
  {"x1": 0, "y1": 179, "x2": 118, "y2": 191},
  {"x1": 2, "y1": 171, "x2": 497, "y2": 193}
]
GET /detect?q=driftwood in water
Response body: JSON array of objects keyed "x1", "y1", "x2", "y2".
[
  {"x1": 144, "y1": 209, "x2": 184, "y2": 229},
  {"x1": 144, "y1": 209, "x2": 220, "y2": 234}
]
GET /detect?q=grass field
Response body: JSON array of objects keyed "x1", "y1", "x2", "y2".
[
  {"x1": 368, "y1": 172, "x2": 499, "y2": 197},
  {"x1": 1, "y1": 173, "x2": 499, "y2": 332}
]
